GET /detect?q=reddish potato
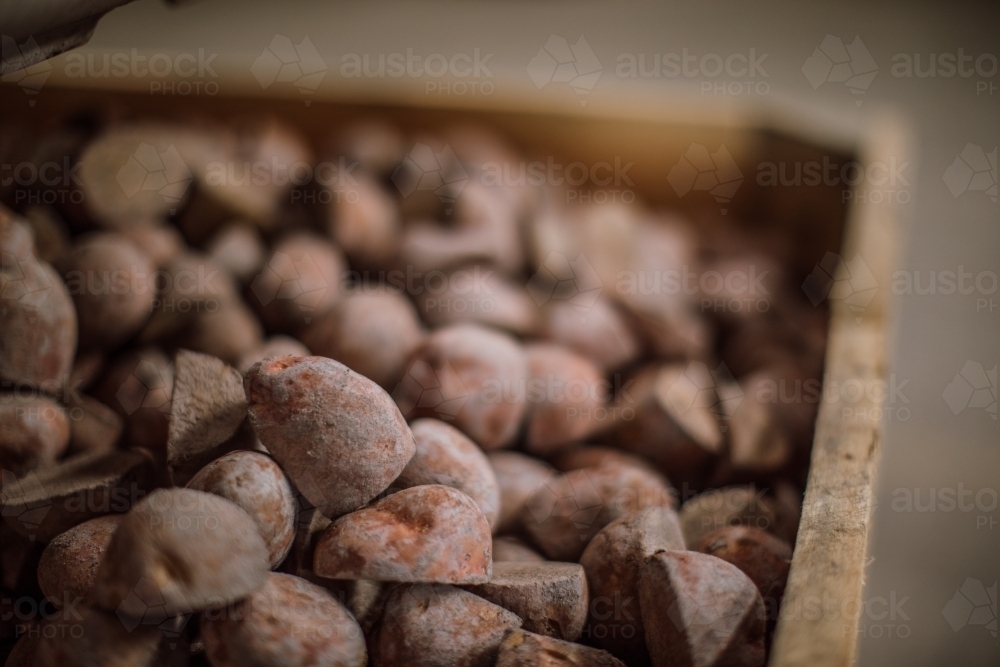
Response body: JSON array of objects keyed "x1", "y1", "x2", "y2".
[
  {"x1": 122, "y1": 224, "x2": 184, "y2": 270},
  {"x1": 0, "y1": 254, "x2": 77, "y2": 392},
  {"x1": 599, "y1": 363, "x2": 724, "y2": 489},
  {"x1": 694, "y1": 525, "x2": 792, "y2": 611},
  {"x1": 496, "y1": 629, "x2": 626, "y2": 667},
  {"x1": 60, "y1": 233, "x2": 155, "y2": 350},
  {"x1": 314, "y1": 485, "x2": 492, "y2": 584},
  {"x1": 541, "y1": 298, "x2": 640, "y2": 372},
  {"x1": 327, "y1": 170, "x2": 400, "y2": 267},
  {"x1": 488, "y1": 451, "x2": 554, "y2": 535},
  {"x1": 373, "y1": 583, "x2": 522, "y2": 667},
  {"x1": 521, "y1": 461, "x2": 674, "y2": 562},
  {"x1": 678, "y1": 486, "x2": 779, "y2": 547},
  {"x1": 177, "y1": 300, "x2": 265, "y2": 367},
  {"x1": 250, "y1": 233, "x2": 346, "y2": 332},
  {"x1": 522, "y1": 344, "x2": 608, "y2": 456},
  {"x1": 206, "y1": 222, "x2": 266, "y2": 283},
  {"x1": 92, "y1": 346, "x2": 173, "y2": 453},
  {"x1": 186, "y1": 450, "x2": 297, "y2": 568},
  {"x1": 202, "y1": 572, "x2": 367, "y2": 667},
  {"x1": 300, "y1": 290, "x2": 424, "y2": 389},
  {"x1": 579, "y1": 507, "x2": 686, "y2": 663},
  {"x1": 37, "y1": 515, "x2": 122, "y2": 608},
  {"x1": 394, "y1": 324, "x2": 527, "y2": 451},
  {"x1": 237, "y1": 335, "x2": 310, "y2": 375},
  {"x1": 639, "y1": 550, "x2": 766, "y2": 667},
  {"x1": 0, "y1": 393, "x2": 70, "y2": 476},
  {"x1": 462, "y1": 561, "x2": 588, "y2": 641},
  {"x1": 492, "y1": 536, "x2": 546, "y2": 563},
  {"x1": 245, "y1": 356, "x2": 415, "y2": 518},
  {"x1": 417, "y1": 265, "x2": 539, "y2": 336},
  {"x1": 393, "y1": 419, "x2": 500, "y2": 530}
]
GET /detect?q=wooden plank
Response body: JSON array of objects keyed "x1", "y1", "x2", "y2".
[
  {"x1": 769, "y1": 319, "x2": 884, "y2": 667},
  {"x1": 770, "y1": 113, "x2": 910, "y2": 667}
]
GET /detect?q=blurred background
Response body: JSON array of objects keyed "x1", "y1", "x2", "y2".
[{"x1": 3, "y1": 1, "x2": 997, "y2": 664}]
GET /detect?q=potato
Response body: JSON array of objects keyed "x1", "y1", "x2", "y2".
[
  {"x1": 492, "y1": 536, "x2": 546, "y2": 563},
  {"x1": 327, "y1": 170, "x2": 400, "y2": 267},
  {"x1": 92, "y1": 346, "x2": 173, "y2": 453},
  {"x1": 639, "y1": 550, "x2": 766, "y2": 667},
  {"x1": 202, "y1": 572, "x2": 367, "y2": 667},
  {"x1": 66, "y1": 393, "x2": 123, "y2": 455},
  {"x1": 60, "y1": 233, "x2": 155, "y2": 350},
  {"x1": 250, "y1": 233, "x2": 346, "y2": 332},
  {"x1": 579, "y1": 507, "x2": 685, "y2": 662},
  {"x1": 496, "y1": 629, "x2": 626, "y2": 667},
  {"x1": 245, "y1": 355, "x2": 415, "y2": 518},
  {"x1": 392, "y1": 418, "x2": 500, "y2": 530},
  {"x1": 1, "y1": 448, "x2": 154, "y2": 543},
  {"x1": 694, "y1": 525, "x2": 792, "y2": 617},
  {"x1": 523, "y1": 343, "x2": 608, "y2": 456},
  {"x1": 22, "y1": 205, "x2": 69, "y2": 265},
  {"x1": 395, "y1": 324, "x2": 527, "y2": 451},
  {"x1": 77, "y1": 124, "x2": 200, "y2": 228},
  {"x1": 186, "y1": 450, "x2": 297, "y2": 568},
  {"x1": 599, "y1": 363, "x2": 724, "y2": 489},
  {"x1": 416, "y1": 265, "x2": 539, "y2": 336},
  {"x1": 540, "y1": 298, "x2": 640, "y2": 372},
  {"x1": 166, "y1": 350, "x2": 248, "y2": 478},
  {"x1": 37, "y1": 514, "x2": 122, "y2": 608},
  {"x1": 521, "y1": 461, "x2": 674, "y2": 561},
  {"x1": 372, "y1": 583, "x2": 522, "y2": 667},
  {"x1": 0, "y1": 393, "x2": 70, "y2": 476},
  {"x1": 236, "y1": 335, "x2": 309, "y2": 375},
  {"x1": 139, "y1": 253, "x2": 239, "y2": 344},
  {"x1": 0, "y1": 206, "x2": 35, "y2": 259},
  {"x1": 678, "y1": 486, "x2": 779, "y2": 547},
  {"x1": 91, "y1": 488, "x2": 270, "y2": 617},
  {"x1": 206, "y1": 222, "x2": 266, "y2": 283},
  {"x1": 462, "y1": 561, "x2": 588, "y2": 641},
  {"x1": 177, "y1": 300, "x2": 265, "y2": 367},
  {"x1": 314, "y1": 485, "x2": 491, "y2": 584},
  {"x1": 122, "y1": 224, "x2": 184, "y2": 270},
  {"x1": 331, "y1": 119, "x2": 405, "y2": 174},
  {"x1": 299, "y1": 290, "x2": 424, "y2": 389},
  {"x1": 488, "y1": 451, "x2": 553, "y2": 535},
  {"x1": 0, "y1": 254, "x2": 77, "y2": 392},
  {"x1": 551, "y1": 445, "x2": 656, "y2": 474}
]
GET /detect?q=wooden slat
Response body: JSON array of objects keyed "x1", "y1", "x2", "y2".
[{"x1": 770, "y1": 112, "x2": 910, "y2": 667}]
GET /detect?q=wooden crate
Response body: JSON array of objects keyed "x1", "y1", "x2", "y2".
[{"x1": 0, "y1": 81, "x2": 910, "y2": 667}]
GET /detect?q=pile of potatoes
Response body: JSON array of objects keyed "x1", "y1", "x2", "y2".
[{"x1": 0, "y1": 111, "x2": 826, "y2": 667}]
